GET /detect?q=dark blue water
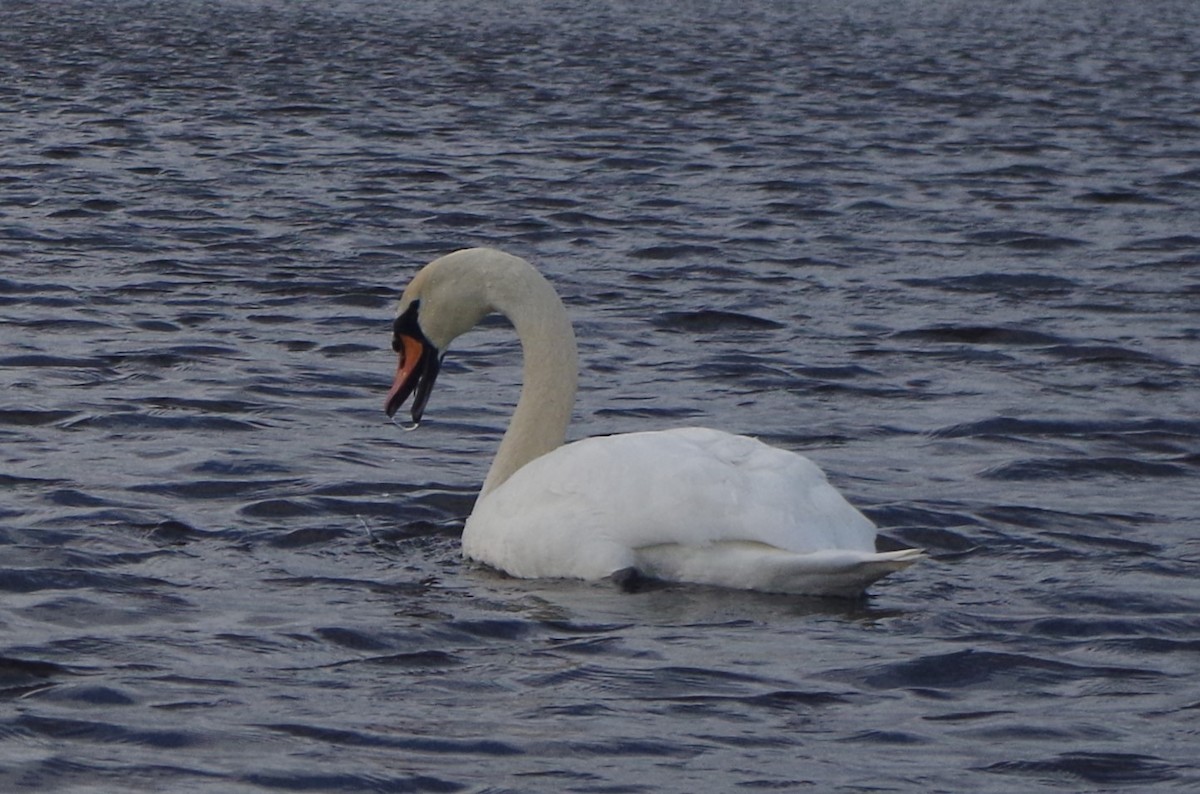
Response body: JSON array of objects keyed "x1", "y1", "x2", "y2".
[{"x1": 2, "y1": 0, "x2": 1199, "y2": 791}]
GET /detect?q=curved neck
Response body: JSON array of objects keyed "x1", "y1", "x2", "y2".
[{"x1": 479, "y1": 266, "x2": 579, "y2": 499}]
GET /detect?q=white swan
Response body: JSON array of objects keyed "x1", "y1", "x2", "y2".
[{"x1": 385, "y1": 248, "x2": 921, "y2": 597}]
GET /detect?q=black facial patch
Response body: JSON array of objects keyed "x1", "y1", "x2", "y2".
[{"x1": 392, "y1": 300, "x2": 424, "y2": 352}]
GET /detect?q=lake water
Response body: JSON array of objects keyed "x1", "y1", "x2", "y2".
[{"x1": 2, "y1": 0, "x2": 1199, "y2": 791}]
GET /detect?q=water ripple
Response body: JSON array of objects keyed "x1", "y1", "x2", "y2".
[{"x1": 2, "y1": 0, "x2": 1199, "y2": 791}]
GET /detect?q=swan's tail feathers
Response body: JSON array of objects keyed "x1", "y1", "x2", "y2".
[
  {"x1": 633, "y1": 543, "x2": 925, "y2": 599},
  {"x1": 871, "y1": 547, "x2": 925, "y2": 569}
]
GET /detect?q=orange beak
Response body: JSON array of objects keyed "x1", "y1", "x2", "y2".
[{"x1": 384, "y1": 333, "x2": 440, "y2": 422}]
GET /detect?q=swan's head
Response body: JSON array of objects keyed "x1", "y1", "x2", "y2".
[{"x1": 384, "y1": 249, "x2": 501, "y2": 423}]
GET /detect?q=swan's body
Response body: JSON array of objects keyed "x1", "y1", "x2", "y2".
[{"x1": 385, "y1": 248, "x2": 920, "y2": 597}]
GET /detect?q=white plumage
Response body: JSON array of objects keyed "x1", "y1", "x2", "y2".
[{"x1": 385, "y1": 248, "x2": 921, "y2": 597}]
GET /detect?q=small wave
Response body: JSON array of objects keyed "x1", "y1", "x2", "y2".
[
  {"x1": 1039, "y1": 530, "x2": 1162, "y2": 555},
  {"x1": 1163, "y1": 166, "x2": 1200, "y2": 183},
  {"x1": 353, "y1": 650, "x2": 463, "y2": 669},
  {"x1": 795, "y1": 363, "x2": 878, "y2": 379},
  {"x1": 262, "y1": 103, "x2": 335, "y2": 116},
  {"x1": 892, "y1": 325, "x2": 1067, "y2": 346},
  {"x1": 963, "y1": 164, "x2": 1067, "y2": 180},
  {"x1": 62, "y1": 413, "x2": 262, "y2": 433},
  {"x1": 845, "y1": 729, "x2": 930, "y2": 745},
  {"x1": 129, "y1": 477, "x2": 293, "y2": 502},
  {"x1": 964, "y1": 229, "x2": 1089, "y2": 251},
  {"x1": 1040, "y1": 343, "x2": 1178, "y2": 366},
  {"x1": 240, "y1": 499, "x2": 323, "y2": 521},
  {"x1": 132, "y1": 519, "x2": 220, "y2": 546},
  {"x1": 1024, "y1": 614, "x2": 1200, "y2": 642},
  {"x1": 265, "y1": 575, "x2": 432, "y2": 598},
  {"x1": 142, "y1": 396, "x2": 269, "y2": 414},
  {"x1": 982, "y1": 456, "x2": 1189, "y2": 481},
  {"x1": 526, "y1": 663, "x2": 786, "y2": 703},
  {"x1": 264, "y1": 527, "x2": 352, "y2": 546},
  {"x1": 843, "y1": 199, "x2": 906, "y2": 213},
  {"x1": 0, "y1": 656, "x2": 76, "y2": 698},
  {"x1": 592, "y1": 405, "x2": 704, "y2": 420},
  {"x1": 762, "y1": 200, "x2": 839, "y2": 220},
  {"x1": 16, "y1": 714, "x2": 200, "y2": 749},
  {"x1": 850, "y1": 648, "x2": 1159, "y2": 691},
  {"x1": 422, "y1": 211, "x2": 489, "y2": 228},
  {"x1": 258, "y1": 722, "x2": 523, "y2": 756},
  {"x1": 932, "y1": 416, "x2": 1200, "y2": 441},
  {"x1": 597, "y1": 155, "x2": 669, "y2": 170},
  {"x1": 0, "y1": 409, "x2": 77, "y2": 426},
  {"x1": 666, "y1": 688, "x2": 850, "y2": 711},
  {"x1": 869, "y1": 500, "x2": 979, "y2": 524},
  {"x1": 0, "y1": 354, "x2": 109, "y2": 369},
  {"x1": 393, "y1": 168, "x2": 454, "y2": 183},
  {"x1": 983, "y1": 751, "x2": 1179, "y2": 786},
  {"x1": 546, "y1": 210, "x2": 624, "y2": 226},
  {"x1": 629, "y1": 243, "x2": 721, "y2": 261},
  {"x1": 651, "y1": 309, "x2": 783, "y2": 332},
  {"x1": 0, "y1": 569, "x2": 174, "y2": 595},
  {"x1": 242, "y1": 770, "x2": 465, "y2": 791},
  {"x1": 975, "y1": 505, "x2": 1164, "y2": 543},
  {"x1": 1120, "y1": 234, "x2": 1200, "y2": 251},
  {"x1": 884, "y1": 526, "x2": 978, "y2": 556},
  {"x1": 0, "y1": 277, "x2": 76, "y2": 295},
  {"x1": 39, "y1": 146, "x2": 86, "y2": 160},
  {"x1": 899, "y1": 272, "x2": 1078, "y2": 294},
  {"x1": 34, "y1": 684, "x2": 136, "y2": 706},
  {"x1": 45, "y1": 488, "x2": 119, "y2": 509},
  {"x1": 548, "y1": 736, "x2": 695, "y2": 758},
  {"x1": 126, "y1": 208, "x2": 223, "y2": 222},
  {"x1": 311, "y1": 627, "x2": 396, "y2": 652},
  {"x1": 1077, "y1": 189, "x2": 1167, "y2": 205},
  {"x1": 441, "y1": 618, "x2": 536, "y2": 642},
  {"x1": 1098, "y1": 636, "x2": 1200, "y2": 655}
]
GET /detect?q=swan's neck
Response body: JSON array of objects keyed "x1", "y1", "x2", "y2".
[{"x1": 479, "y1": 268, "x2": 578, "y2": 499}]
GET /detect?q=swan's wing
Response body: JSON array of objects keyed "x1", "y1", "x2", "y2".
[{"x1": 463, "y1": 427, "x2": 880, "y2": 581}]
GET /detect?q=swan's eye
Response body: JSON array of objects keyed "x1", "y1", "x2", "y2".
[{"x1": 392, "y1": 336, "x2": 404, "y2": 356}]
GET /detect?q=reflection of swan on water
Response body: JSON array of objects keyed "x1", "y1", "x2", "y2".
[{"x1": 385, "y1": 248, "x2": 921, "y2": 597}]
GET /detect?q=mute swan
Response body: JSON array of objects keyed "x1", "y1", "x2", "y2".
[{"x1": 385, "y1": 248, "x2": 921, "y2": 597}]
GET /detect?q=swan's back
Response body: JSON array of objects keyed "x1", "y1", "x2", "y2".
[{"x1": 462, "y1": 427, "x2": 880, "y2": 584}]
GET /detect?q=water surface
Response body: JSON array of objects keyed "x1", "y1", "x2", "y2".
[{"x1": 2, "y1": 0, "x2": 1199, "y2": 791}]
